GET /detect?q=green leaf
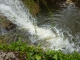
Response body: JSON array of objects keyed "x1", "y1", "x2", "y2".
[
  {"x1": 53, "y1": 54, "x2": 58, "y2": 60},
  {"x1": 35, "y1": 54, "x2": 41, "y2": 60}
]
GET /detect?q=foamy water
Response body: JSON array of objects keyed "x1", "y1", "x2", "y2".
[{"x1": 0, "y1": 0, "x2": 77, "y2": 53}]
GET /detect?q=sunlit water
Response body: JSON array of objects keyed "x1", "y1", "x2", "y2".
[{"x1": 0, "y1": 0, "x2": 80, "y2": 53}]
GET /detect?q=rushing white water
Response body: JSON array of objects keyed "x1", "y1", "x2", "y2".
[{"x1": 0, "y1": 0, "x2": 77, "y2": 53}]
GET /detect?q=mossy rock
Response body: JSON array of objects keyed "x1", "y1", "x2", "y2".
[{"x1": 22, "y1": 0, "x2": 39, "y2": 16}]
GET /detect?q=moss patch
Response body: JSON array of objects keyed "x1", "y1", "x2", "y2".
[{"x1": 22, "y1": 0, "x2": 39, "y2": 16}]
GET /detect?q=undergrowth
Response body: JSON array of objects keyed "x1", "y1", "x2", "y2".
[{"x1": 0, "y1": 39, "x2": 80, "y2": 60}]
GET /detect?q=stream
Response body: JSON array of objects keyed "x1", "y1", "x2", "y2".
[{"x1": 0, "y1": 0, "x2": 80, "y2": 53}]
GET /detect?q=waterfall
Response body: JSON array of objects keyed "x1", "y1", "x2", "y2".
[{"x1": 0, "y1": 0, "x2": 78, "y2": 53}]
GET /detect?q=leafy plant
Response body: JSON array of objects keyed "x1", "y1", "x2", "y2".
[{"x1": 0, "y1": 39, "x2": 80, "y2": 60}]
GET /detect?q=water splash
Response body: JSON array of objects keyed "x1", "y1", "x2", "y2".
[{"x1": 0, "y1": 0, "x2": 77, "y2": 53}]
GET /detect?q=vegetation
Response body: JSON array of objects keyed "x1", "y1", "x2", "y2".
[{"x1": 0, "y1": 39, "x2": 80, "y2": 60}]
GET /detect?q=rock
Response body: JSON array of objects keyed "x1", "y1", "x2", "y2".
[
  {"x1": 1, "y1": 20, "x2": 16, "y2": 30},
  {"x1": 0, "y1": 50, "x2": 27, "y2": 60},
  {"x1": 22, "y1": 0, "x2": 39, "y2": 16},
  {"x1": 0, "y1": 16, "x2": 16, "y2": 30}
]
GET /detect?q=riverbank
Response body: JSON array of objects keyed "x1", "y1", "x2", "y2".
[{"x1": 0, "y1": 41, "x2": 80, "y2": 60}]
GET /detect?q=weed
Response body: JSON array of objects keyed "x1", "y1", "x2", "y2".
[{"x1": 0, "y1": 40, "x2": 80, "y2": 60}]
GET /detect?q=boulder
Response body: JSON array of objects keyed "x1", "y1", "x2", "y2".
[
  {"x1": 0, "y1": 16, "x2": 16, "y2": 30},
  {"x1": 22, "y1": 0, "x2": 39, "y2": 16}
]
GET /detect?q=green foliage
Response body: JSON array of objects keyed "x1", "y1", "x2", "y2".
[{"x1": 0, "y1": 39, "x2": 80, "y2": 60}]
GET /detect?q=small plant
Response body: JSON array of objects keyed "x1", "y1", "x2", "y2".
[{"x1": 0, "y1": 39, "x2": 80, "y2": 60}]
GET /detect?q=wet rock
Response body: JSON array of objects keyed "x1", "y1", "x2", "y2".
[
  {"x1": 0, "y1": 16, "x2": 16, "y2": 30},
  {"x1": 0, "y1": 50, "x2": 27, "y2": 60},
  {"x1": 1, "y1": 20, "x2": 16, "y2": 30},
  {"x1": 22, "y1": 0, "x2": 39, "y2": 16}
]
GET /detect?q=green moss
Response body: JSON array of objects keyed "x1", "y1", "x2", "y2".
[{"x1": 22, "y1": 0, "x2": 39, "y2": 16}]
